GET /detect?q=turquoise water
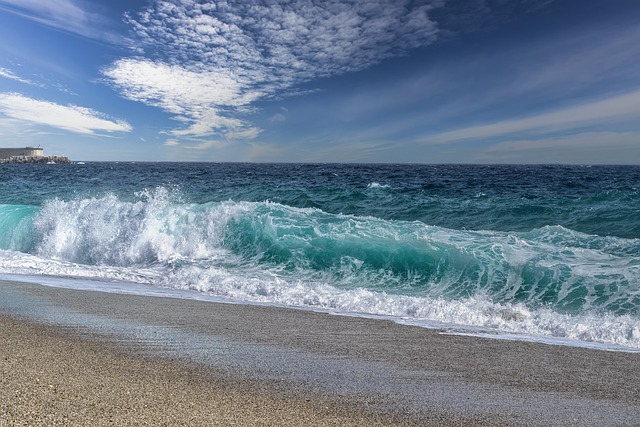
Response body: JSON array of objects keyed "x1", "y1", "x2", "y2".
[{"x1": 1, "y1": 163, "x2": 639, "y2": 349}]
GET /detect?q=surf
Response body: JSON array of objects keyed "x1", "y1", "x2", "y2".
[{"x1": 0, "y1": 187, "x2": 639, "y2": 349}]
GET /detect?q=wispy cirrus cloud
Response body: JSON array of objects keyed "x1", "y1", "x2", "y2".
[
  {"x1": 473, "y1": 131, "x2": 640, "y2": 164},
  {"x1": 0, "y1": 67, "x2": 38, "y2": 86},
  {"x1": 104, "y1": 0, "x2": 442, "y2": 142},
  {"x1": 0, "y1": 92, "x2": 132, "y2": 135},
  {"x1": 421, "y1": 90, "x2": 640, "y2": 145},
  {"x1": 0, "y1": 0, "x2": 127, "y2": 44}
]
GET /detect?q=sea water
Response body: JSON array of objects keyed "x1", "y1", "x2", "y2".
[{"x1": 1, "y1": 163, "x2": 639, "y2": 350}]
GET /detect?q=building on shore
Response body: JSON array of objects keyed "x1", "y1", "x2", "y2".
[
  {"x1": 0, "y1": 146, "x2": 70, "y2": 164},
  {"x1": 0, "y1": 147, "x2": 44, "y2": 159}
]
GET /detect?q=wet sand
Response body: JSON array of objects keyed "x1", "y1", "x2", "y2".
[{"x1": 1, "y1": 280, "x2": 639, "y2": 426}]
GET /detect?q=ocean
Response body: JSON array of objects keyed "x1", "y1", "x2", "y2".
[{"x1": 1, "y1": 162, "x2": 639, "y2": 351}]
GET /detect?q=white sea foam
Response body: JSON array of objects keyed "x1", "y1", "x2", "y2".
[
  {"x1": 1, "y1": 247, "x2": 639, "y2": 351},
  {"x1": 367, "y1": 182, "x2": 390, "y2": 189},
  {"x1": 1, "y1": 191, "x2": 640, "y2": 351}
]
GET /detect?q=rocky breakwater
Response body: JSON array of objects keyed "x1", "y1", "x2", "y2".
[{"x1": 0, "y1": 155, "x2": 71, "y2": 164}]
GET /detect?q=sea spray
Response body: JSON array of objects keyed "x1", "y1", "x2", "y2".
[{"x1": 0, "y1": 163, "x2": 639, "y2": 349}]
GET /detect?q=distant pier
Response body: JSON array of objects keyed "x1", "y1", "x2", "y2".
[{"x1": 0, "y1": 147, "x2": 70, "y2": 164}]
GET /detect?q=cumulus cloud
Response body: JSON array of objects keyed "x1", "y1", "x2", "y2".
[
  {"x1": 103, "y1": 58, "x2": 256, "y2": 139},
  {"x1": 104, "y1": 0, "x2": 442, "y2": 142},
  {"x1": 0, "y1": 92, "x2": 132, "y2": 135}
]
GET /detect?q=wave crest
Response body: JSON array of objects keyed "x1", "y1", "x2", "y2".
[
  {"x1": 0, "y1": 189, "x2": 639, "y2": 349},
  {"x1": 33, "y1": 188, "x2": 241, "y2": 266}
]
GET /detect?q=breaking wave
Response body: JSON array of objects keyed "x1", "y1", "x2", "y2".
[{"x1": 0, "y1": 188, "x2": 639, "y2": 349}]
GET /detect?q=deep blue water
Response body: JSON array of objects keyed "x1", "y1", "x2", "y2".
[{"x1": 1, "y1": 163, "x2": 639, "y2": 349}]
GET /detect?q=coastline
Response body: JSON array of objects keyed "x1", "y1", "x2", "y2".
[
  {"x1": 0, "y1": 155, "x2": 71, "y2": 164},
  {"x1": 1, "y1": 280, "x2": 639, "y2": 426}
]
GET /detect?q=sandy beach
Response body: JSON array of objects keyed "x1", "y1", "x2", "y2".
[{"x1": 1, "y1": 280, "x2": 639, "y2": 426}]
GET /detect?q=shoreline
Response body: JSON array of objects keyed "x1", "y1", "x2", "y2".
[
  {"x1": 5, "y1": 273, "x2": 635, "y2": 355},
  {"x1": 0, "y1": 316, "x2": 419, "y2": 426},
  {"x1": 1, "y1": 280, "x2": 639, "y2": 426}
]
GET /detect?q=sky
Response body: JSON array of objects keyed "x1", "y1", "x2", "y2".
[{"x1": 0, "y1": 0, "x2": 639, "y2": 163}]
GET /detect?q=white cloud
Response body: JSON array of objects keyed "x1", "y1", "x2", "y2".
[
  {"x1": 129, "y1": 0, "x2": 440, "y2": 85},
  {"x1": 0, "y1": 92, "x2": 132, "y2": 135},
  {"x1": 225, "y1": 127, "x2": 261, "y2": 140},
  {"x1": 0, "y1": 0, "x2": 127, "y2": 44},
  {"x1": 104, "y1": 59, "x2": 247, "y2": 112},
  {"x1": 103, "y1": 58, "x2": 258, "y2": 139},
  {"x1": 509, "y1": 25, "x2": 640, "y2": 97},
  {"x1": 474, "y1": 131, "x2": 640, "y2": 164},
  {"x1": 0, "y1": 67, "x2": 38, "y2": 86},
  {"x1": 0, "y1": 0, "x2": 85, "y2": 25},
  {"x1": 269, "y1": 113, "x2": 286, "y2": 123},
  {"x1": 104, "y1": 0, "x2": 442, "y2": 143},
  {"x1": 183, "y1": 140, "x2": 226, "y2": 150},
  {"x1": 422, "y1": 90, "x2": 640, "y2": 144}
]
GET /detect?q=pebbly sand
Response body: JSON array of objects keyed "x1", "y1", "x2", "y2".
[{"x1": 1, "y1": 280, "x2": 639, "y2": 426}]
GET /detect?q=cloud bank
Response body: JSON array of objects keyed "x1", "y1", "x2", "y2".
[
  {"x1": 104, "y1": 0, "x2": 442, "y2": 142},
  {"x1": 0, "y1": 93, "x2": 132, "y2": 135}
]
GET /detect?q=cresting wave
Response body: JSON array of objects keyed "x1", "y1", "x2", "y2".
[{"x1": 0, "y1": 188, "x2": 639, "y2": 349}]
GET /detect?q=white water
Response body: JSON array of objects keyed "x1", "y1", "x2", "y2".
[
  {"x1": 1, "y1": 191, "x2": 640, "y2": 351},
  {"x1": 1, "y1": 250, "x2": 639, "y2": 353}
]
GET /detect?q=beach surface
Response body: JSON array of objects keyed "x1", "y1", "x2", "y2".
[{"x1": 1, "y1": 280, "x2": 639, "y2": 426}]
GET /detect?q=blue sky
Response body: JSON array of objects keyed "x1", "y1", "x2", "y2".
[{"x1": 0, "y1": 0, "x2": 639, "y2": 163}]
